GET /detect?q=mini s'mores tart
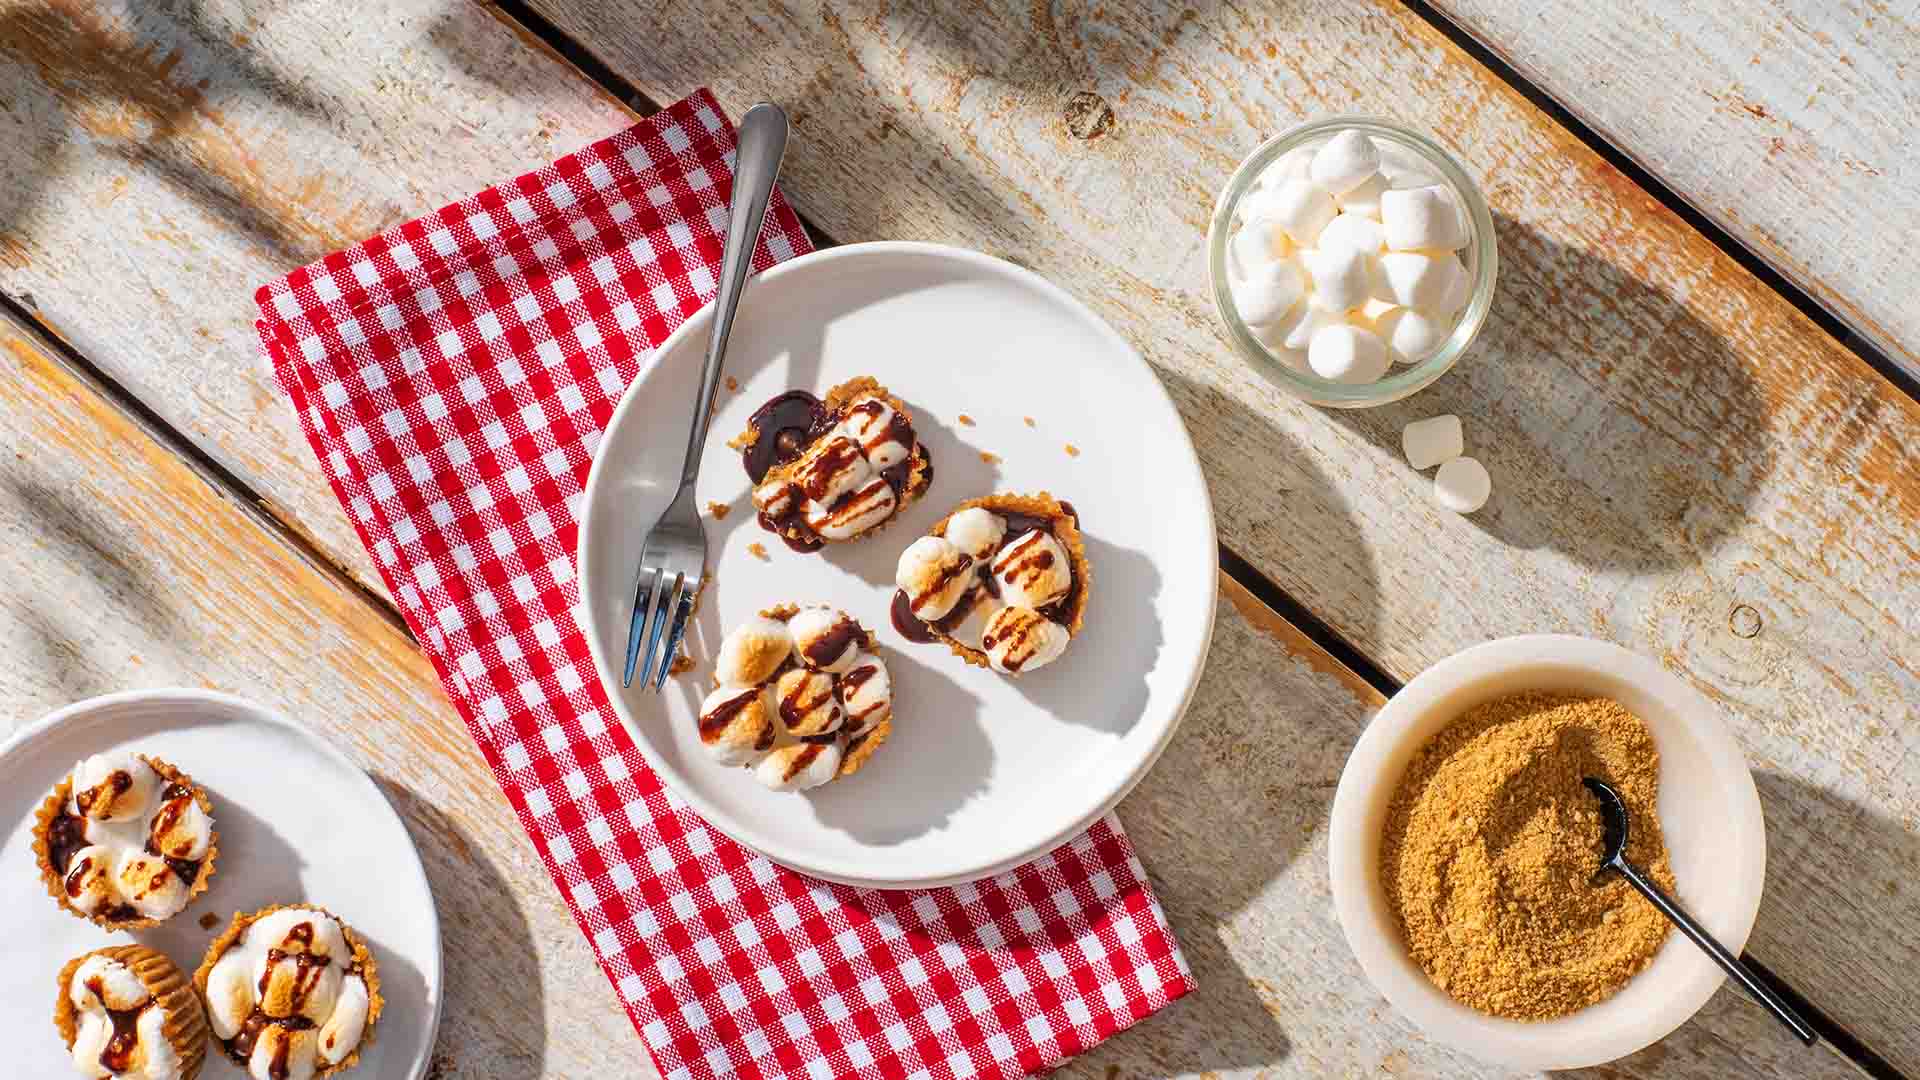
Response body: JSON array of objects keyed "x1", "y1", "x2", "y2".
[
  {"x1": 54, "y1": 944, "x2": 209, "y2": 1080},
  {"x1": 729, "y1": 376, "x2": 933, "y2": 552},
  {"x1": 698, "y1": 604, "x2": 893, "y2": 790},
  {"x1": 195, "y1": 905, "x2": 381, "y2": 1080},
  {"x1": 891, "y1": 493, "x2": 1089, "y2": 675},
  {"x1": 32, "y1": 752, "x2": 218, "y2": 929}
]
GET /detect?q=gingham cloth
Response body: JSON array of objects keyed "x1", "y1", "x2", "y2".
[{"x1": 257, "y1": 90, "x2": 1192, "y2": 1079}]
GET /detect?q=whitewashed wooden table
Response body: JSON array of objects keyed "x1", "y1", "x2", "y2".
[{"x1": 1, "y1": 2, "x2": 1914, "y2": 1077}]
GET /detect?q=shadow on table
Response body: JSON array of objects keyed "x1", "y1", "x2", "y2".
[
  {"x1": 1326, "y1": 212, "x2": 1774, "y2": 576},
  {"x1": 376, "y1": 776, "x2": 551, "y2": 1077},
  {"x1": 0, "y1": 1, "x2": 340, "y2": 273}
]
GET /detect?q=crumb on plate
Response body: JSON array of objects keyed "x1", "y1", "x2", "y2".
[
  {"x1": 1065, "y1": 443, "x2": 1080, "y2": 457},
  {"x1": 747, "y1": 542, "x2": 769, "y2": 560},
  {"x1": 980, "y1": 451, "x2": 1001, "y2": 465},
  {"x1": 725, "y1": 375, "x2": 739, "y2": 392},
  {"x1": 1024, "y1": 416, "x2": 1036, "y2": 427},
  {"x1": 958, "y1": 414, "x2": 975, "y2": 426},
  {"x1": 706, "y1": 500, "x2": 731, "y2": 520}
]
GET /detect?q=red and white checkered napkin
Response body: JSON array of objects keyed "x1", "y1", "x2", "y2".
[{"x1": 256, "y1": 90, "x2": 1192, "y2": 1079}]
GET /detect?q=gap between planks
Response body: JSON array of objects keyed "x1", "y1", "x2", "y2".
[{"x1": 0, "y1": 293, "x2": 410, "y2": 640}]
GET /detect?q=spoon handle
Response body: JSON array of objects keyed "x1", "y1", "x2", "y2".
[
  {"x1": 1609, "y1": 858, "x2": 1818, "y2": 1045},
  {"x1": 1742, "y1": 954, "x2": 1913, "y2": 1080}
]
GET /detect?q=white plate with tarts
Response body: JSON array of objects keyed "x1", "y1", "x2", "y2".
[
  {"x1": 578, "y1": 242, "x2": 1218, "y2": 888},
  {"x1": 2, "y1": 689, "x2": 442, "y2": 1079}
]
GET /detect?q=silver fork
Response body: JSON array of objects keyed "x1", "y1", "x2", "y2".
[{"x1": 624, "y1": 102, "x2": 790, "y2": 689}]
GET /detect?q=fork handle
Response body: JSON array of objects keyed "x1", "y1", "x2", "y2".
[{"x1": 680, "y1": 102, "x2": 790, "y2": 488}]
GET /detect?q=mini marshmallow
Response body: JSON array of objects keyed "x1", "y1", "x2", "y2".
[
  {"x1": 754, "y1": 742, "x2": 843, "y2": 792},
  {"x1": 1435, "y1": 456, "x2": 1491, "y2": 513},
  {"x1": 1402, "y1": 414, "x2": 1464, "y2": 470},
  {"x1": 1231, "y1": 217, "x2": 1291, "y2": 276},
  {"x1": 1302, "y1": 246, "x2": 1373, "y2": 312},
  {"x1": 1374, "y1": 307, "x2": 1450, "y2": 365},
  {"x1": 1375, "y1": 252, "x2": 1466, "y2": 309},
  {"x1": 788, "y1": 606, "x2": 862, "y2": 673},
  {"x1": 696, "y1": 686, "x2": 776, "y2": 767},
  {"x1": 1381, "y1": 185, "x2": 1467, "y2": 251},
  {"x1": 1309, "y1": 130, "x2": 1381, "y2": 195},
  {"x1": 1254, "y1": 178, "x2": 1337, "y2": 246},
  {"x1": 1315, "y1": 212, "x2": 1384, "y2": 259},
  {"x1": 1308, "y1": 324, "x2": 1390, "y2": 384},
  {"x1": 1337, "y1": 172, "x2": 1388, "y2": 221},
  {"x1": 1231, "y1": 259, "x2": 1307, "y2": 326},
  {"x1": 943, "y1": 507, "x2": 1006, "y2": 561},
  {"x1": 1275, "y1": 303, "x2": 1343, "y2": 353},
  {"x1": 1436, "y1": 254, "x2": 1472, "y2": 314}
]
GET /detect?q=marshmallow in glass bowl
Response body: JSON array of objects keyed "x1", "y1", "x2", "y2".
[{"x1": 1209, "y1": 118, "x2": 1496, "y2": 408}]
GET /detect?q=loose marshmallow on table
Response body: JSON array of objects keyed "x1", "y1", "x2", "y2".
[
  {"x1": 1435, "y1": 456, "x2": 1492, "y2": 513},
  {"x1": 1402, "y1": 414, "x2": 1464, "y2": 469},
  {"x1": 1381, "y1": 185, "x2": 1467, "y2": 252},
  {"x1": 1309, "y1": 130, "x2": 1381, "y2": 195},
  {"x1": 1309, "y1": 324, "x2": 1390, "y2": 384}
]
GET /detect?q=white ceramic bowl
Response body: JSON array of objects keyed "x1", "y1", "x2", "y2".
[{"x1": 1329, "y1": 635, "x2": 1765, "y2": 1070}]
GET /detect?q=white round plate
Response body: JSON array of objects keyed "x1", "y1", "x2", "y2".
[
  {"x1": 3, "y1": 689, "x2": 442, "y2": 1079},
  {"x1": 579, "y1": 242, "x2": 1217, "y2": 888}
]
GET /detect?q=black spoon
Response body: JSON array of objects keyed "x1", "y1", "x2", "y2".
[{"x1": 1584, "y1": 777, "x2": 1910, "y2": 1079}]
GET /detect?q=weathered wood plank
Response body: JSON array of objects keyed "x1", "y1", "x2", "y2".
[
  {"x1": 0, "y1": 0, "x2": 631, "y2": 598},
  {"x1": 1, "y1": 314, "x2": 638, "y2": 1078},
  {"x1": 501, "y1": 1, "x2": 1920, "y2": 1069},
  {"x1": 1430, "y1": 0, "x2": 1920, "y2": 379}
]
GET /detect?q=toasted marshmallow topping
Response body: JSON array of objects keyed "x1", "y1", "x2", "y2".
[
  {"x1": 67, "y1": 955, "x2": 182, "y2": 1080},
  {"x1": 838, "y1": 653, "x2": 892, "y2": 737},
  {"x1": 715, "y1": 616, "x2": 792, "y2": 687},
  {"x1": 774, "y1": 668, "x2": 844, "y2": 738},
  {"x1": 991, "y1": 529, "x2": 1072, "y2": 609},
  {"x1": 755, "y1": 742, "x2": 844, "y2": 792},
  {"x1": 751, "y1": 479, "x2": 799, "y2": 519},
  {"x1": 838, "y1": 395, "x2": 912, "y2": 470},
  {"x1": 696, "y1": 686, "x2": 778, "y2": 767},
  {"x1": 943, "y1": 507, "x2": 1006, "y2": 561},
  {"x1": 206, "y1": 908, "x2": 371, "y2": 1079},
  {"x1": 56, "y1": 756, "x2": 212, "y2": 922},
  {"x1": 702, "y1": 606, "x2": 891, "y2": 790},
  {"x1": 788, "y1": 606, "x2": 862, "y2": 674},
  {"x1": 793, "y1": 434, "x2": 872, "y2": 506},
  {"x1": 982, "y1": 607, "x2": 1073, "y2": 675},
  {"x1": 895, "y1": 536, "x2": 975, "y2": 622},
  {"x1": 73, "y1": 753, "x2": 158, "y2": 823},
  {"x1": 803, "y1": 476, "x2": 897, "y2": 541}
]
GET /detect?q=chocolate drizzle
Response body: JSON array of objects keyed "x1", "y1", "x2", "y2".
[
  {"x1": 697, "y1": 688, "x2": 762, "y2": 744},
  {"x1": 83, "y1": 974, "x2": 146, "y2": 1074},
  {"x1": 47, "y1": 810, "x2": 89, "y2": 879},
  {"x1": 778, "y1": 671, "x2": 839, "y2": 734},
  {"x1": 227, "y1": 1011, "x2": 316, "y2": 1074},
  {"x1": 799, "y1": 614, "x2": 862, "y2": 669},
  {"x1": 74, "y1": 769, "x2": 132, "y2": 818},
  {"x1": 740, "y1": 388, "x2": 926, "y2": 551},
  {"x1": 48, "y1": 776, "x2": 207, "y2": 921}
]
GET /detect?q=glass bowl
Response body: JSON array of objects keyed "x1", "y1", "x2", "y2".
[{"x1": 1206, "y1": 115, "x2": 1498, "y2": 408}]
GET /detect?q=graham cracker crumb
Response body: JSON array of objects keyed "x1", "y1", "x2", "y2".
[
  {"x1": 199, "y1": 912, "x2": 219, "y2": 930},
  {"x1": 669, "y1": 655, "x2": 694, "y2": 676},
  {"x1": 725, "y1": 376, "x2": 739, "y2": 392},
  {"x1": 706, "y1": 501, "x2": 731, "y2": 520},
  {"x1": 746, "y1": 542, "x2": 769, "y2": 560},
  {"x1": 980, "y1": 451, "x2": 1001, "y2": 465},
  {"x1": 1382, "y1": 693, "x2": 1675, "y2": 1020},
  {"x1": 958, "y1": 414, "x2": 975, "y2": 426},
  {"x1": 1065, "y1": 443, "x2": 1080, "y2": 457},
  {"x1": 1024, "y1": 416, "x2": 1036, "y2": 427}
]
